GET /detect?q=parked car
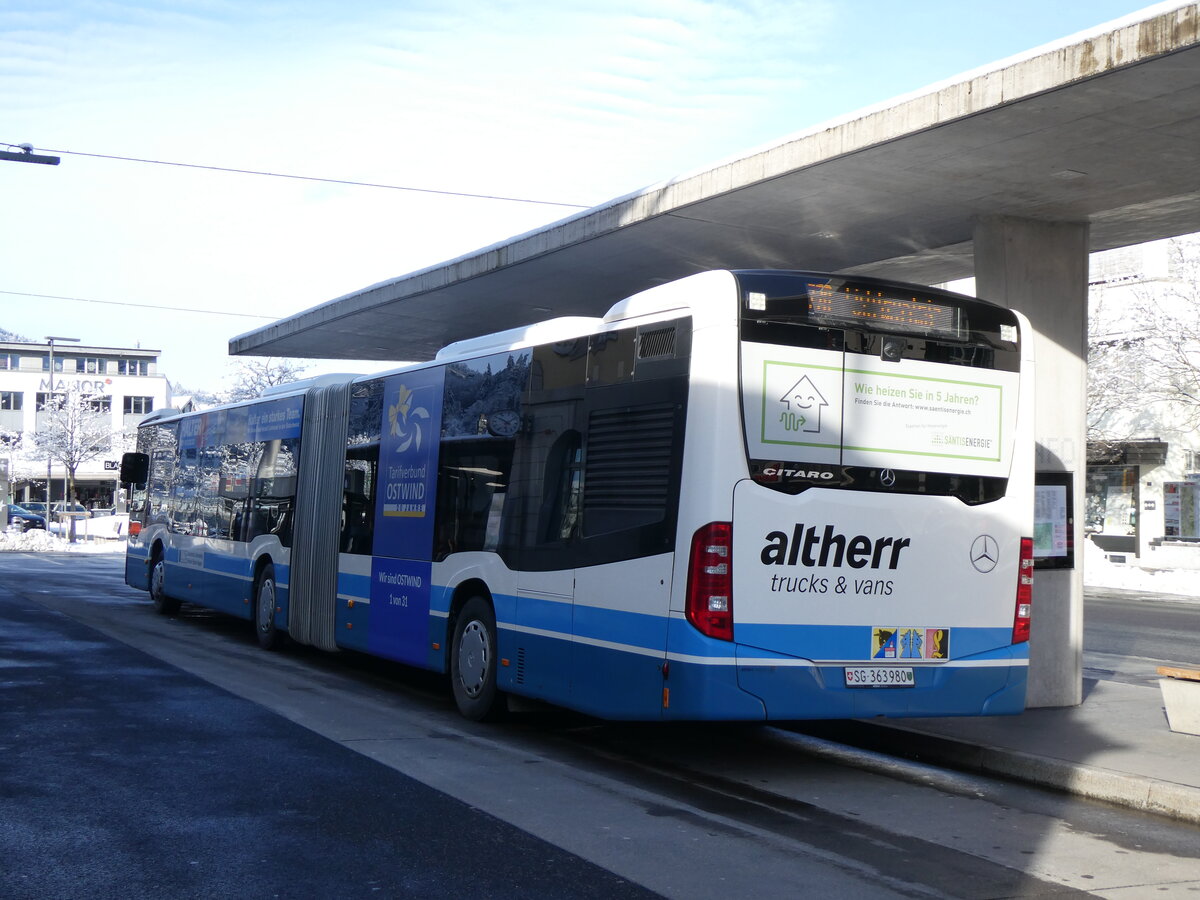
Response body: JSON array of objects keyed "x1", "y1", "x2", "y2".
[
  {"x1": 51, "y1": 502, "x2": 92, "y2": 518},
  {"x1": 7, "y1": 504, "x2": 47, "y2": 531},
  {"x1": 21, "y1": 501, "x2": 48, "y2": 515}
]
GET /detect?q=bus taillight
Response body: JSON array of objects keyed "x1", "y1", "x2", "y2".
[
  {"x1": 687, "y1": 522, "x2": 733, "y2": 642},
  {"x1": 1012, "y1": 537, "x2": 1034, "y2": 644}
]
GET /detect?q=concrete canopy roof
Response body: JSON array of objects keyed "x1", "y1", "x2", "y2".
[{"x1": 231, "y1": 2, "x2": 1200, "y2": 364}]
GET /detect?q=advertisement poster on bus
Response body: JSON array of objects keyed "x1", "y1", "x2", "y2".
[
  {"x1": 373, "y1": 368, "x2": 445, "y2": 552},
  {"x1": 369, "y1": 367, "x2": 444, "y2": 665},
  {"x1": 369, "y1": 556, "x2": 434, "y2": 666},
  {"x1": 176, "y1": 396, "x2": 302, "y2": 449},
  {"x1": 741, "y1": 342, "x2": 1017, "y2": 478}
]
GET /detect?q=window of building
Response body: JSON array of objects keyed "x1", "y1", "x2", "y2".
[
  {"x1": 118, "y1": 359, "x2": 149, "y2": 376},
  {"x1": 0, "y1": 391, "x2": 22, "y2": 410},
  {"x1": 36, "y1": 392, "x2": 66, "y2": 411},
  {"x1": 124, "y1": 395, "x2": 154, "y2": 415},
  {"x1": 0, "y1": 353, "x2": 19, "y2": 370},
  {"x1": 1186, "y1": 450, "x2": 1200, "y2": 473},
  {"x1": 87, "y1": 396, "x2": 112, "y2": 413},
  {"x1": 41, "y1": 355, "x2": 64, "y2": 373},
  {"x1": 79, "y1": 357, "x2": 103, "y2": 374}
]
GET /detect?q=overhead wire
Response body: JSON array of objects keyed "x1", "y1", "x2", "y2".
[
  {"x1": 1, "y1": 142, "x2": 591, "y2": 209},
  {"x1": 0, "y1": 290, "x2": 276, "y2": 320},
  {"x1": 1, "y1": 141, "x2": 594, "y2": 321},
  {"x1": 0, "y1": 141, "x2": 597, "y2": 324}
]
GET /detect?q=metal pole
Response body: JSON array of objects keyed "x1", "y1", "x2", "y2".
[
  {"x1": 45, "y1": 339, "x2": 53, "y2": 507},
  {"x1": 43, "y1": 335, "x2": 79, "y2": 527}
]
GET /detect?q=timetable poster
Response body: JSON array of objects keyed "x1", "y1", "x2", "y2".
[{"x1": 1034, "y1": 483, "x2": 1069, "y2": 559}]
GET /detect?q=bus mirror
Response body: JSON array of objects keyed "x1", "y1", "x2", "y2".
[{"x1": 120, "y1": 452, "x2": 150, "y2": 485}]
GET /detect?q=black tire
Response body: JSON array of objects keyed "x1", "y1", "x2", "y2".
[
  {"x1": 149, "y1": 551, "x2": 180, "y2": 615},
  {"x1": 254, "y1": 563, "x2": 283, "y2": 651},
  {"x1": 449, "y1": 596, "x2": 506, "y2": 721}
]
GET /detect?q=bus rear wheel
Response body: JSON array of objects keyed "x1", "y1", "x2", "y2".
[
  {"x1": 450, "y1": 596, "x2": 506, "y2": 721},
  {"x1": 254, "y1": 563, "x2": 283, "y2": 651},
  {"x1": 149, "y1": 552, "x2": 180, "y2": 615}
]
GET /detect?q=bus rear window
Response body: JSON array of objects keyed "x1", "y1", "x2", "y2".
[
  {"x1": 736, "y1": 270, "x2": 1021, "y2": 373},
  {"x1": 736, "y1": 271, "x2": 1021, "y2": 502}
]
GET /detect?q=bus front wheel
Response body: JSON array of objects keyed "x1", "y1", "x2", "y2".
[
  {"x1": 254, "y1": 563, "x2": 283, "y2": 651},
  {"x1": 149, "y1": 552, "x2": 180, "y2": 615},
  {"x1": 450, "y1": 596, "x2": 506, "y2": 721}
]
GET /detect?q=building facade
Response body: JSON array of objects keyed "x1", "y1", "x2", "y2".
[
  {"x1": 0, "y1": 340, "x2": 173, "y2": 509},
  {"x1": 1086, "y1": 235, "x2": 1200, "y2": 564},
  {"x1": 946, "y1": 234, "x2": 1200, "y2": 564}
]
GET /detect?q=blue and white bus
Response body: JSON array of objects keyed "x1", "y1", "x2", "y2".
[{"x1": 123, "y1": 269, "x2": 1034, "y2": 721}]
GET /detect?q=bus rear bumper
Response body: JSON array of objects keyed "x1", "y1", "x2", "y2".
[{"x1": 664, "y1": 646, "x2": 1028, "y2": 721}]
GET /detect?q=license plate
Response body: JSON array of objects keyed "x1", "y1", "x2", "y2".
[{"x1": 844, "y1": 666, "x2": 915, "y2": 688}]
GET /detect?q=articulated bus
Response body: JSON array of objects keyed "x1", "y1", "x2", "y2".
[{"x1": 122, "y1": 270, "x2": 1034, "y2": 722}]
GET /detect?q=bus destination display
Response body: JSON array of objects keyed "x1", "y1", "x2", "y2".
[{"x1": 805, "y1": 281, "x2": 962, "y2": 336}]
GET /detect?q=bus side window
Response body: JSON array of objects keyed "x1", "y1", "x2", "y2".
[
  {"x1": 501, "y1": 342, "x2": 585, "y2": 569},
  {"x1": 540, "y1": 431, "x2": 583, "y2": 543},
  {"x1": 171, "y1": 446, "x2": 200, "y2": 535},
  {"x1": 246, "y1": 438, "x2": 299, "y2": 547},
  {"x1": 144, "y1": 423, "x2": 178, "y2": 528},
  {"x1": 341, "y1": 463, "x2": 376, "y2": 554},
  {"x1": 218, "y1": 441, "x2": 254, "y2": 542},
  {"x1": 342, "y1": 379, "x2": 384, "y2": 555},
  {"x1": 435, "y1": 440, "x2": 515, "y2": 557},
  {"x1": 434, "y1": 351, "x2": 528, "y2": 560}
]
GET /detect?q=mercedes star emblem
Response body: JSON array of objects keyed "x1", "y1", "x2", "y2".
[{"x1": 970, "y1": 534, "x2": 999, "y2": 573}]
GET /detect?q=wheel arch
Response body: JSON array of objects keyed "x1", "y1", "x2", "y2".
[
  {"x1": 250, "y1": 552, "x2": 276, "y2": 605},
  {"x1": 146, "y1": 538, "x2": 167, "y2": 583},
  {"x1": 251, "y1": 554, "x2": 284, "y2": 649},
  {"x1": 446, "y1": 577, "x2": 492, "y2": 641}
]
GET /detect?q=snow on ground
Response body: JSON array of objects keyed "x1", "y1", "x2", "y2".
[
  {"x1": 1081, "y1": 540, "x2": 1198, "y2": 598},
  {"x1": 1, "y1": 516, "x2": 129, "y2": 554}
]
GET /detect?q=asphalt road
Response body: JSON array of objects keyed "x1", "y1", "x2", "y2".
[
  {"x1": 1083, "y1": 587, "x2": 1200, "y2": 686},
  {"x1": 3, "y1": 551, "x2": 1199, "y2": 899},
  {"x1": 0, "y1": 558, "x2": 656, "y2": 900}
]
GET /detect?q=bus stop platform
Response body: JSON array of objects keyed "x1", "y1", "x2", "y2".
[{"x1": 796, "y1": 677, "x2": 1200, "y2": 826}]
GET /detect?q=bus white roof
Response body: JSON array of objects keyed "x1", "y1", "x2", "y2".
[{"x1": 435, "y1": 316, "x2": 602, "y2": 362}]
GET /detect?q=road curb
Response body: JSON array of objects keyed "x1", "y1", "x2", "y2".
[{"x1": 791, "y1": 721, "x2": 1200, "y2": 826}]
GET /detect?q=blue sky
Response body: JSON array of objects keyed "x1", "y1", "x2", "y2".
[{"x1": 0, "y1": 0, "x2": 1163, "y2": 389}]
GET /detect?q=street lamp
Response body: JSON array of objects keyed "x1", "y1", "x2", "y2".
[{"x1": 44, "y1": 335, "x2": 79, "y2": 510}]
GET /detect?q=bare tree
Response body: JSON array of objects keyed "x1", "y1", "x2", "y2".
[
  {"x1": 1, "y1": 427, "x2": 37, "y2": 506},
  {"x1": 224, "y1": 358, "x2": 309, "y2": 403},
  {"x1": 1088, "y1": 236, "x2": 1200, "y2": 448},
  {"x1": 32, "y1": 385, "x2": 118, "y2": 542},
  {"x1": 168, "y1": 380, "x2": 222, "y2": 409}
]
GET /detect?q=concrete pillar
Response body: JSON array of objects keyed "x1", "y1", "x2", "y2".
[{"x1": 974, "y1": 216, "x2": 1088, "y2": 709}]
